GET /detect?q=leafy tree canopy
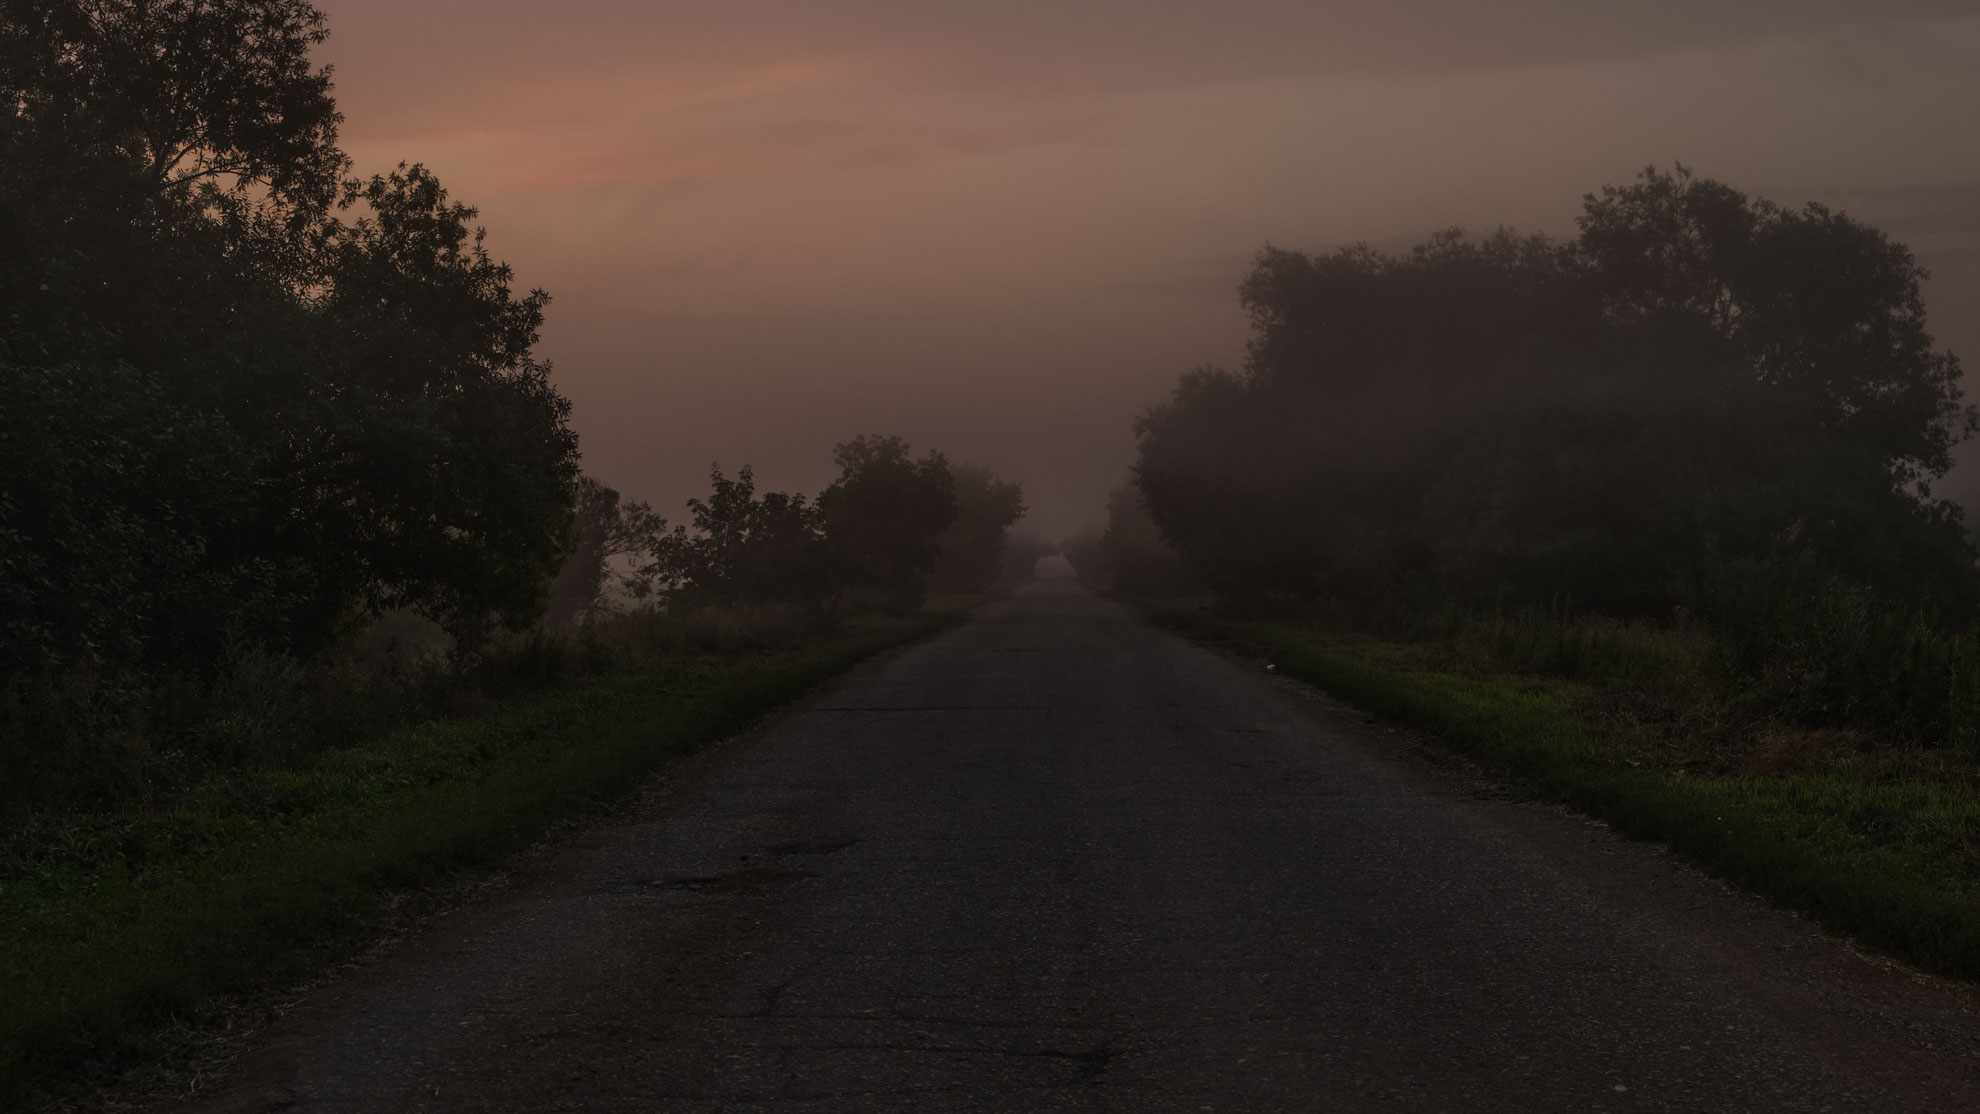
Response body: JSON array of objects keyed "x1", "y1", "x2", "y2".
[
  {"x1": 1, "y1": 0, "x2": 579, "y2": 687},
  {"x1": 819, "y1": 436, "x2": 958, "y2": 611},
  {"x1": 931, "y1": 463, "x2": 1026, "y2": 594},
  {"x1": 1134, "y1": 166, "x2": 1978, "y2": 621},
  {"x1": 670, "y1": 466, "x2": 832, "y2": 606}
]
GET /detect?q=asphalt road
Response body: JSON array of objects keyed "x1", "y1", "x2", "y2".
[{"x1": 181, "y1": 579, "x2": 1980, "y2": 1113}]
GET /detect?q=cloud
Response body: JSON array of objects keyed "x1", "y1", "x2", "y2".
[
  {"x1": 324, "y1": 1, "x2": 1972, "y2": 94},
  {"x1": 320, "y1": 2, "x2": 1980, "y2": 202}
]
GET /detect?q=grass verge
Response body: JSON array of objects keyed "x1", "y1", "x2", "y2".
[
  {"x1": 1, "y1": 605, "x2": 965, "y2": 1107},
  {"x1": 1149, "y1": 605, "x2": 1980, "y2": 981}
]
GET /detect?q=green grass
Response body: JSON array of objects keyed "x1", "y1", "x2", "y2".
[
  {"x1": 1151, "y1": 607, "x2": 1980, "y2": 980},
  {"x1": 0, "y1": 606, "x2": 963, "y2": 1106}
]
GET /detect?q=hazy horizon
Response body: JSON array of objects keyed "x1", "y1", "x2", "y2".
[{"x1": 318, "y1": 1, "x2": 1980, "y2": 538}]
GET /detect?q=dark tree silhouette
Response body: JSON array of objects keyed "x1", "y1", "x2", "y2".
[
  {"x1": 1134, "y1": 167, "x2": 1978, "y2": 620},
  {"x1": 932, "y1": 464, "x2": 1027, "y2": 594},
  {"x1": 1577, "y1": 165, "x2": 1974, "y2": 486},
  {"x1": 3, "y1": 0, "x2": 347, "y2": 212},
  {"x1": 1100, "y1": 484, "x2": 1190, "y2": 596},
  {"x1": 1, "y1": 0, "x2": 579, "y2": 688},
  {"x1": 664, "y1": 466, "x2": 832, "y2": 607},
  {"x1": 545, "y1": 478, "x2": 672, "y2": 628},
  {"x1": 819, "y1": 436, "x2": 958, "y2": 612},
  {"x1": 998, "y1": 532, "x2": 1057, "y2": 586}
]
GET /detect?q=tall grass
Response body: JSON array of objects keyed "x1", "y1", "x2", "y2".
[
  {"x1": 1250, "y1": 573, "x2": 1980, "y2": 759},
  {"x1": 0, "y1": 601, "x2": 839, "y2": 819},
  {"x1": 0, "y1": 601, "x2": 958, "y2": 1108},
  {"x1": 1151, "y1": 606, "x2": 1980, "y2": 981},
  {"x1": 0, "y1": 603, "x2": 963, "y2": 1107}
]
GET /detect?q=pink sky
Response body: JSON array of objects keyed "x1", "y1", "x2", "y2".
[{"x1": 318, "y1": 1, "x2": 1980, "y2": 536}]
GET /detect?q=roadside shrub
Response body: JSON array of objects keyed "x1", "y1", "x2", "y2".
[{"x1": 1134, "y1": 166, "x2": 1980, "y2": 750}]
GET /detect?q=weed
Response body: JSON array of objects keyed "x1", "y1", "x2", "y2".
[
  {"x1": 0, "y1": 603, "x2": 966, "y2": 1106},
  {"x1": 1152, "y1": 604, "x2": 1980, "y2": 981}
]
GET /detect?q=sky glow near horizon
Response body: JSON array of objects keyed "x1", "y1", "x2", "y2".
[{"x1": 319, "y1": 1, "x2": 1980, "y2": 536}]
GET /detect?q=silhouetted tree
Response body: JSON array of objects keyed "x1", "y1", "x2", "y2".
[
  {"x1": 1, "y1": 1, "x2": 579, "y2": 686},
  {"x1": 545, "y1": 478, "x2": 672, "y2": 628},
  {"x1": 1577, "y1": 165, "x2": 1973, "y2": 486},
  {"x1": 999, "y1": 533, "x2": 1057, "y2": 585},
  {"x1": 818, "y1": 436, "x2": 957, "y2": 611},
  {"x1": 1133, "y1": 166, "x2": 1978, "y2": 623},
  {"x1": 663, "y1": 466, "x2": 832, "y2": 606},
  {"x1": 1059, "y1": 526, "x2": 1108, "y2": 588},
  {"x1": 3, "y1": 0, "x2": 347, "y2": 212},
  {"x1": 931, "y1": 464, "x2": 1026, "y2": 593},
  {"x1": 1101, "y1": 484, "x2": 1190, "y2": 596}
]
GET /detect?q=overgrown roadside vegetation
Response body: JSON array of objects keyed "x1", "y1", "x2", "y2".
[
  {"x1": 0, "y1": 601, "x2": 970, "y2": 1107},
  {"x1": 1147, "y1": 600, "x2": 1980, "y2": 981},
  {"x1": 1061, "y1": 163, "x2": 1980, "y2": 984},
  {"x1": 4, "y1": 11, "x2": 1043, "y2": 1104}
]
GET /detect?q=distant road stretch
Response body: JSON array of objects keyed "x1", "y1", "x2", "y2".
[{"x1": 183, "y1": 579, "x2": 1980, "y2": 1113}]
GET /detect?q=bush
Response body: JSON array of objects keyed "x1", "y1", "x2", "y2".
[{"x1": 1129, "y1": 166, "x2": 1980, "y2": 747}]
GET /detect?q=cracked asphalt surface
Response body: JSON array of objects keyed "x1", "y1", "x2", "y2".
[{"x1": 179, "y1": 579, "x2": 1980, "y2": 1113}]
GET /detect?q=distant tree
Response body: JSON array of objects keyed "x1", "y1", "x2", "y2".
[
  {"x1": 544, "y1": 478, "x2": 672, "y2": 628},
  {"x1": 1101, "y1": 484, "x2": 1191, "y2": 596},
  {"x1": 931, "y1": 464, "x2": 1026, "y2": 594},
  {"x1": 1133, "y1": 166, "x2": 1979, "y2": 621},
  {"x1": 1059, "y1": 526, "x2": 1108, "y2": 588},
  {"x1": 999, "y1": 532, "x2": 1057, "y2": 585},
  {"x1": 663, "y1": 466, "x2": 831, "y2": 606},
  {"x1": 818, "y1": 436, "x2": 957, "y2": 611}
]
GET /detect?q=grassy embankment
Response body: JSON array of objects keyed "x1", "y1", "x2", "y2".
[
  {"x1": 0, "y1": 602, "x2": 969, "y2": 1106},
  {"x1": 1148, "y1": 603, "x2": 1980, "y2": 980}
]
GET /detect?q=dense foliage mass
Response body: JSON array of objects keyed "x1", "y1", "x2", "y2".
[
  {"x1": 932, "y1": 463, "x2": 1028, "y2": 594},
  {"x1": 1131, "y1": 168, "x2": 1980, "y2": 742},
  {"x1": 0, "y1": 2, "x2": 1036, "y2": 806},
  {"x1": 1, "y1": 0, "x2": 579, "y2": 758},
  {"x1": 556, "y1": 438, "x2": 1027, "y2": 618}
]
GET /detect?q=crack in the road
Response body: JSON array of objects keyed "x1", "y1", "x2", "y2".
[
  {"x1": 659, "y1": 868, "x2": 814, "y2": 895},
  {"x1": 766, "y1": 836, "x2": 860, "y2": 856},
  {"x1": 1024, "y1": 1044, "x2": 1125, "y2": 1077},
  {"x1": 808, "y1": 705, "x2": 1048, "y2": 712}
]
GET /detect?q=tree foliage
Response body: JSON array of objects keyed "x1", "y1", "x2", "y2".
[
  {"x1": 1, "y1": 0, "x2": 579, "y2": 691},
  {"x1": 666, "y1": 466, "x2": 833, "y2": 607},
  {"x1": 1100, "y1": 484, "x2": 1190, "y2": 596},
  {"x1": 3, "y1": 0, "x2": 347, "y2": 212},
  {"x1": 931, "y1": 463, "x2": 1026, "y2": 594},
  {"x1": 640, "y1": 439, "x2": 965, "y2": 613},
  {"x1": 998, "y1": 532, "x2": 1057, "y2": 585},
  {"x1": 1135, "y1": 167, "x2": 1978, "y2": 625},
  {"x1": 544, "y1": 478, "x2": 672, "y2": 629},
  {"x1": 818, "y1": 436, "x2": 958, "y2": 611}
]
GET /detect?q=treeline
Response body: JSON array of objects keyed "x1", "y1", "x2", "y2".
[
  {"x1": 1122, "y1": 167, "x2": 1980, "y2": 745},
  {"x1": 4, "y1": 1, "x2": 577, "y2": 738},
  {"x1": 1061, "y1": 483, "x2": 1189, "y2": 597},
  {"x1": 549, "y1": 438, "x2": 1029, "y2": 625},
  {"x1": 0, "y1": 2, "x2": 1030, "y2": 807}
]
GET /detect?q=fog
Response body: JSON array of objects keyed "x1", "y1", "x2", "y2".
[
  {"x1": 16, "y1": 5, "x2": 1980, "y2": 1099},
  {"x1": 318, "y1": 1, "x2": 1980, "y2": 537}
]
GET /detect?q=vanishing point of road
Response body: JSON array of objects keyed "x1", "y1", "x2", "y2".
[{"x1": 180, "y1": 579, "x2": 1980, "y2": 1113}]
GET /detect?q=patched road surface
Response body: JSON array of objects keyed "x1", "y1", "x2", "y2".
[{"x1": 178, "y1": 580, "x2": 1980, "y2": 1112}]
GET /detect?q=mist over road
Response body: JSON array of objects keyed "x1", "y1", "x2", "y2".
[{"x1": 185, "y1": 581, "x2": 1980, "y2": 1113}]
